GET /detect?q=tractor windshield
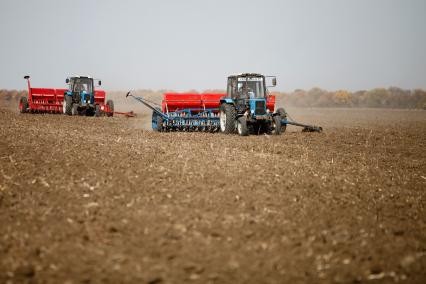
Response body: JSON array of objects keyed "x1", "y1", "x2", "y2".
[
  {"x1": 71, "y1": 78, "x2": 93, "y2": 93},
  {"x1": 237, "y1": 77, "x2": 265, "y2": 99}
]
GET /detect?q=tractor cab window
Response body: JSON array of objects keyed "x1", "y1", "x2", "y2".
[
  {"x1": 71, "y1": 78, "x2": 93, "y2": 93},
  {"x1": 227, "y1": 78, "x2": 237, "y2": 98},
  {"x1": 236, "y1": 77, "x2": 265, "y2": 99}
]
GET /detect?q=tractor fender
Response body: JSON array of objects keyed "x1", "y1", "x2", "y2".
[{"x1": 220, "y1": 98, "x2": 234, "y2": 105}]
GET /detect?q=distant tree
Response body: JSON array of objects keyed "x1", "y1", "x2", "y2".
[
  {"x1": 364, "y1": 88, "x2": 389, "y2": 108},
  {"x1": 293, "y1": 89, "x2": 307, "y2": 107},
  {"x1": 332, "y1": 90, "x2": 351, "y2": 107},
  {"x1": 352, "y1": 90, "x2": 367, "y2": 107},
  {"x1": 307, "y1": 87, "x2": 328, "y2": 106},
  {"x1": 412, "y1": 89, "x2": 426, "y2": 109},
  {"x1": 202, "y1": 89, "x2": 226, "y2": 94}
]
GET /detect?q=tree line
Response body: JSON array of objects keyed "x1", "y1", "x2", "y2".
[
  {"x1": 1, "y1": 87, "x2": 426, "y2": 109},
  {"x1": 273, "y1": 87, "x2": 426, "y2": 109}
]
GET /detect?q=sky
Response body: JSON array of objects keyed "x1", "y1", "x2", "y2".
[{"x1": 0, "y1": 0, "x2": 425, "y2": 92}]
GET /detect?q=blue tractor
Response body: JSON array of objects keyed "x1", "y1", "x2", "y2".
[
  {"x1": 219, "y1": 73, "x2": 285, "y2": 136},
  {"x1": 63, "y1": 76, "x2": 107, "y2": 116}
]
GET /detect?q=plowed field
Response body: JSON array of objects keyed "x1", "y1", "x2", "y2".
[{"x1": 0, "y1": 106, "x2": 425, "y2": 283}]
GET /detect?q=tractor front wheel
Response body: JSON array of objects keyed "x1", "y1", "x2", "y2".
[
  {"x1": 71, "y1": 104, "x2": 79, "y2": 116},
  {"x1": 94, "y1": 104, "x2": 101, "y2": 117},
  {"x1": 64, "y1": 96, "x2": 72, "y2": 115},
  {"x1": 19, "y1": 97, "x2": 28, "y2": 113},
  {"x1": 219, "y1": 103, "x2": 236, "y2": 134},
  {"x1": 237, "y1": 116, "x2": 249, "y2": 136}
]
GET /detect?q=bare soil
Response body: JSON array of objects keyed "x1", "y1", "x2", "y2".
[{"x1": 0, "y1": 106, "x2": 425, "y2": 283}]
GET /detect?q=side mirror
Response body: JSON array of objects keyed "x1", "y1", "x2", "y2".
[
  {"x1": 98, "y1": 80, "x2": 101, "y2": 86},
  {"x1": 272, "y1": 78, "x2": 277, "y2": 87},
  {"x1": 66, "y1": 78, "x2": 69, "y2": 84},
  {"x1": 24, "y1": 75, "x2": 30, "y2": 79}
]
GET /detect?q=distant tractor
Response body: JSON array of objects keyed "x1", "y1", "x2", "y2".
[
  {"x1": 20, "y1": 75, "x2": 115, "y2": 116},
  {"x1": 219, "y1": 73, "x2": 285, "y2": 136},
  {"x1": 63, "y1": 76, "x2": 114, "y2": 117}
]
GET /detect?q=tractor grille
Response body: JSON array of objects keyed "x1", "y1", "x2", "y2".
[
  {"x1": 84, "y1": 94, "x2": 91, "y2": 104},
  {"x1": 255, "y1": 101, "x2": 266, "y2": 115}
]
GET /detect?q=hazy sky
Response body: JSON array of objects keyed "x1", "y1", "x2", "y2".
[{"x1": 0, "y1": 0, "x2": 425, "y2": 92}]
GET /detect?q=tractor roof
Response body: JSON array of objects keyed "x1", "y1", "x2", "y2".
[
  {"x1": 69, "y1": 75, "x2": 93, "y2": 79},
  {"x1": 228, "y1": 73, "x2": 264, "y2": 79}
]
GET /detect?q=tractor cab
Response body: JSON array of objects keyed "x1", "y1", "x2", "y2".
[
  {"x1": 64, "y1": 76, "x2": 104, "y2": 116},
  {"x1": 65, "y1": 76, "x2": 100, "y2": 105},
  {"x1": 69, "y1": 77, "x2": 94, "y2": 94},
  {"x1": 225, "y1": 73, "x2": 276, "y2": 117},
  {"x1": 227, "y1": 74, "x2": 266, "y2": 99}
]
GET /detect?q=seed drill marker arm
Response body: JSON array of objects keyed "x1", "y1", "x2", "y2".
[
  {"x1": 282, "y1": 116, "x2": 323, "y2": 132},
  {"x1": 126, "y1": 92, "x2": 171, "y2": 131},
  {"x1": 126, "y1": 92, "x2": 168, "y2": 119}
]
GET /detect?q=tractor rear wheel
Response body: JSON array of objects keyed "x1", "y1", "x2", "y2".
[
  {"x1": 271, "y1": 115, "x2": 282, "y2": 135},
  {"x1": 19, "y1": 97, "x2": 28, "y2": 113},
  {"x1": 64, "y1": 96, "x2": 72, "y2": 115},
  {"x1": 237, "y1": 116, "x2": 249, "y2": 136},
  {"x1": 71, "y1": 103, "x2": 79, "y2": 116},
  {"x1": 276, "y1": 107, "x2": 287, "y2": 133},
  {"x1": 219, "y1": 103, "x2": 236, "y2": 134},
  {"x1": 106, "y1": 100, "x2": 114, "y2": 117}
]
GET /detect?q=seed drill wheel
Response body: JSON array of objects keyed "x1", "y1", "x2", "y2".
[
  {"x1": 219, "y1": 103, "x2": 236, "y2": 134},
  {"x1": 106, "y1": 100, "x2": 114, "y2": 117},
  {"x1": 276, "y1": 107, "x2": 287, "y2": 133},
  {"x1": 237, "y1": 116, "x2": 249, "y2": 136},
  {"x1": 152, "y1": 107, "x2": 164, "y2": 132},
  {"x1": 19, "y1": 97, "x2": 28, "y2": 113},
  {"x1": 156, "y1": 115, "x2": 164, "y2": 132},
  {"x1": 63, "y1": 96, "x2": 72, "y2": 115}
]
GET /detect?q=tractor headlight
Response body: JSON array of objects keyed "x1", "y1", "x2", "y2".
[{"x1": 266, "y1": 109, "x2": 270, "y2": 114}]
